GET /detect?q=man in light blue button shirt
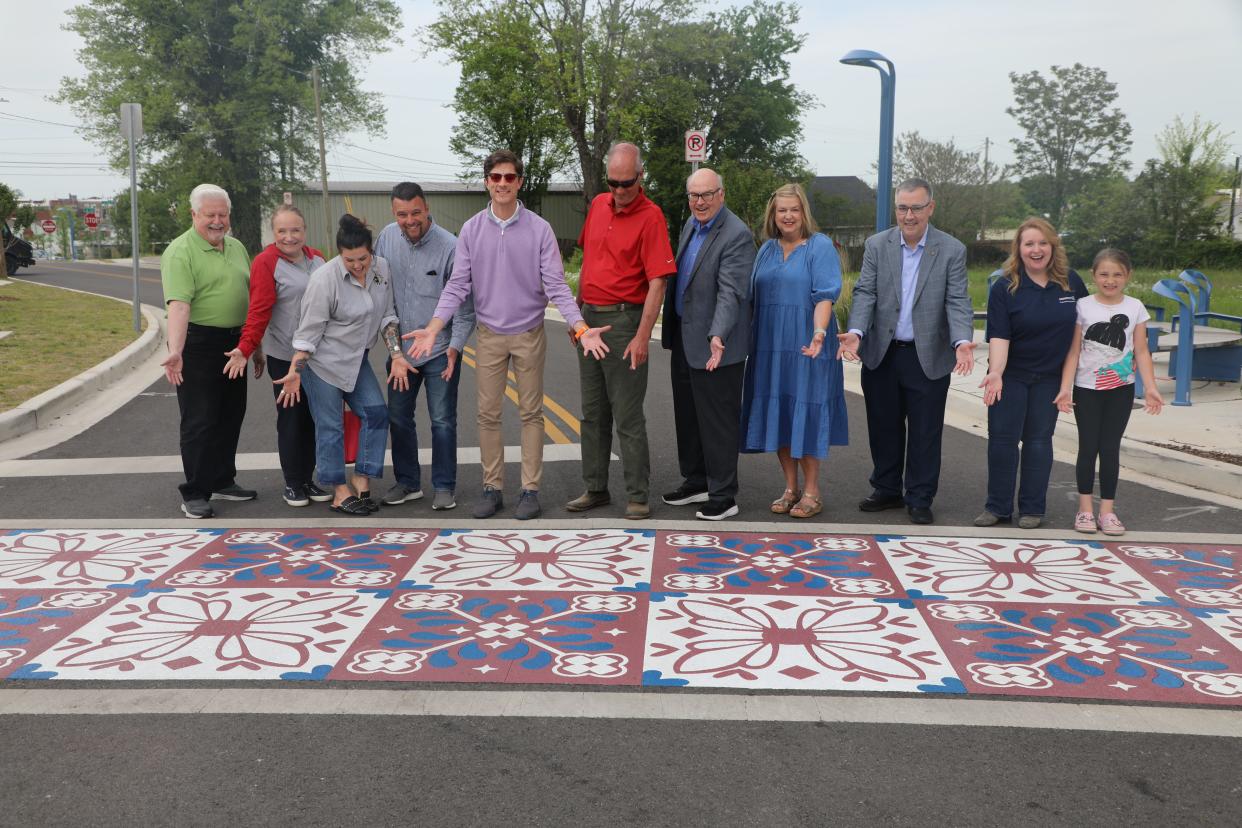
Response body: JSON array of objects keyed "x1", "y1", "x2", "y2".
[
  {"x1": 838, "y1": 178, "x2": 975, "y2": 525},
  {"x1": 375, "y1": 182, "x2": 476, "y2": 511}
]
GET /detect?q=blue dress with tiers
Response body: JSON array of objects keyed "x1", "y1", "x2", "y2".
[{"x1": 740, "y1": 233, "x2": 848, "y2": 458}]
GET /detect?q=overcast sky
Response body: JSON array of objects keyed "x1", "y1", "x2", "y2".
[{"x1": 2, "y1": 0, "x2": 1240, "y2": 202}]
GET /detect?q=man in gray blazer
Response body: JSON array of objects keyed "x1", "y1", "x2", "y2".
[
  {"x1": 661, "y1": 167, "x2": 756, "y2": 520},
  {"x1": 838, "y1": 178, "x2": 974, "y2": 524}
]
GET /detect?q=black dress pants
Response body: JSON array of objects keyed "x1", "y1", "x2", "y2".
[
  {"x1": 669, "y1": 326, "x2": 744, "y2": 505},
  {"x1": 176, "y1": 323, "x2": 247, "y2": 501},
  {"x1": 859, "y1": 341, "x2": 950, "y2": 508},
  {"x1": 267, "y1": 355, "x2": 317, "y2": 489}
]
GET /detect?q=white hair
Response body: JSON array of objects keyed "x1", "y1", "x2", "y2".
[
  {"x1": 190, "y1": 183, "x2": 231, "y2": 213},
  {"x1": 606, "y1": 142, "x2": 644, "y2": 174},
  {"x1": 686, "y1": 169, "x2": 724, "y2": 192}
]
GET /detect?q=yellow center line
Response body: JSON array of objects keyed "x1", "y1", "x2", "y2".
[
  {"x1": 466, "y1": 345, "x2": 581, "y2": 439},
  {"x1": 457, "y1": 352, "x2": 571, "y2": 446}
]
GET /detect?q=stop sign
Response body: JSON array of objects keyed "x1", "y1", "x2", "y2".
[
  {"x1": 85, "y1": 213, "x2": 99, "y2": 229},
  {"x1": 41, "y1": 219, "x2": 57, "y2": 234}
]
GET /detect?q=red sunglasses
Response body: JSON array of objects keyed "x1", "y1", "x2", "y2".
[{"x1": 487, "y1": 172, "x2": 519, "y2": 183}]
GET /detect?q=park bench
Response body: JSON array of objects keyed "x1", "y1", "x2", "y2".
[{"x1": 1151, "y1": 274, "x2": 1242, "y2": 405}]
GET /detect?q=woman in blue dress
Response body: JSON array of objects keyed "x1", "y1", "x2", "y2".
[{"x1": 741, "y1": 183, "x2": 848, "y2": 519}]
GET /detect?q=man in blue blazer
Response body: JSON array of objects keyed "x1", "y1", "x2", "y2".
[
  {"x1": 661, "y1": 168, "x2": 756, "y2": 520},
  {"x1": 838, "y1": 178, "x2": 975, "y2": 524}
]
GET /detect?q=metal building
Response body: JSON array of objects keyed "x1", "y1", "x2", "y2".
[{"x1": 278, "y1": 181, "x2": 587, "y2": 253}]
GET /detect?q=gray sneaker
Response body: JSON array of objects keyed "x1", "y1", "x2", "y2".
[
  {"x1": 181, "y1": 498, "x2": 214, "y2": 519},
  {"x1": 382, "y1": 484, "x2": 424, "y2": 506},
  {"x1": 432, "y1": 490, "x2": 457, "y2": 511},
  {"x1": 515, "y1": 489, "x2": 542, "y2": 520},
  {"x1": 1018, "y1": 515, "x2": 1042, "y2": 529},
  {"x1": 473, "y1": 486, "x2": 504, "y2": 518},
  {"x1": 973, "y1": 510, "x2": 1005, "y2": 527}
]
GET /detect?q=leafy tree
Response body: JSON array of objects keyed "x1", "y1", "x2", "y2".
[
  {"x1": 1006, "y1": 63, "x2": 1132, "y2": 226},
  {"x1": 112, "y1": 188, "x2": 186, "y2": 257},
  {"x1": 630, "y1": 1, "x2": 812, "y2": 232},
  {"x1": 1135, "y1": 115, "x2": 1233, "y2": 246},
  {"x1": 426, "y1": 5, "x2": 574, "y2": 211},
  {"x1": 0, "y1": 183, "x2": 17, "y2": 227},
  {"x1": 1060, "y1": 175, "x2": 1147, "y2": 266},
  {"x1": 57, "y1": 0, "x2": 400, "y2": 252}
]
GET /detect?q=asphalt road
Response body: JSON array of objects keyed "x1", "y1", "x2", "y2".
[{"x1": 6, "y1": 259, "x2": 1242, "y2": 533}]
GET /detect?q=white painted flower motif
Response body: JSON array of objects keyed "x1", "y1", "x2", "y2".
[
  {"x1": 0, "y1": 532, "x2": 204, "y2": 586},
  {"x1": 829, "y1": 578, "x2": 891, "y2": 596},
  {"x1": 751, "y1": 554, "x2": 797, "y2": 569},
  {"x1": 0, "y1": 648, "x2": 26, "y2": 669},
  {"x1": 41, "y1": 591, "x2": 117, "y2": 609},
  {"x1": 1185, "y1": 672, "x2": 1242, "y2": 698},
  {"x1": 552, "y1": 652, "x2": 628, "y2": 678},
  {"x1": 420, "y1": 533, "x2": 647, "y2": 589},
  {"x1": 330, "y1": 570, "x2": 394, "y2": 587},
  {"x1": 373, "y1": 532, "x2": 428, "y2": 545},
  {"x1": 927, "y1": 603, "x2": 999, "y2": 622},
  {"x1": 893, "y1": 540, "x2": 1150, "y2": 601},
  {"x1": 812, "y1": 537, "x2": 870, "y2": 552},
  {"x1": 475, "y1": 621, "x2": 529, "y2": 640},
  {"x1": 395, "y1": 592, "x2": 461, "y2": 610},
  {"x1": 571, "y1": 595, "x2": 637, "y2": 613},
  {"x1": 1111, "y1": 609, "x2": 1191, "y2": 629},
  {"x1": 664, "y1": 573, "x2": 723, "y2": 591},
  {"x1": 165, "y1": 569, "x2": 230, "y2": 586},
  {"x1": 967, "y1": 662, "x2": 1053, "y2": 689},
  {"x1": 1177, "y1": 588, "x2": 1240, "y2": 607},
  {"x1": 666, "y1": 534, "x2": 719, "y2": 548},
  {"x1": 1117, "y1": 545, "x2": 1178, "y2": 560},
  {"x1": 224, "y1": 532, "x2": 284, "y2": 545},
  {"x1": 667, "y1": 599, "x2": 931, "y2": 680},
  {"x1": 347, "y1": 649, "x2": 424, "y2": 674},
  {"x1": 284, "y1": 550, "x2": 330, "y2": 563}
]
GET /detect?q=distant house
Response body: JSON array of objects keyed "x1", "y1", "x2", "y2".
[
  {"x1": 807, "y1": 176, "x2": 875, "y2": 246},
  {"x1": 288, "y1": 181, "x2": 587, "y2": 253}
]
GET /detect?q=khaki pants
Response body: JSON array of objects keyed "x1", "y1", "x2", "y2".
[{"x1": 474, "y1": 322, "x2": 547, "y2": 491}]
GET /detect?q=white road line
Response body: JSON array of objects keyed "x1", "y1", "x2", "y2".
[
  {"x1": 0, "y1": 444, "x2": 595, "y2": 478},
  {"x1": 0, "y1": 688, "x2": 1238, "y2": 736}
]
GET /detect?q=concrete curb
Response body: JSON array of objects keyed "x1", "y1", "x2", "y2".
[{"x1": 0, "y1": 284, "x2": 163, "y2": 443}]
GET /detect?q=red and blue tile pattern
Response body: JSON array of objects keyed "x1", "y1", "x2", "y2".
[{"x1": 1, "y1": 528, "x2": 1240, "y2": 704}]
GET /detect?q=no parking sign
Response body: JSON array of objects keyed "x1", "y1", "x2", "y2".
[{"x1": 684, "y1": 129, "x2": 707, "y2": 162}]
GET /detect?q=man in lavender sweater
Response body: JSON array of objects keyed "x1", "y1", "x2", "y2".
[{"x1": 405, "y1": 149, "x2": 611, "y2": 520}]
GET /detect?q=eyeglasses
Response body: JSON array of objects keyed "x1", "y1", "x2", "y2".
[
  {"x1": 895, "y1": 202, "x2": 931, "y2": 214},
  {"x1": 487, "y1": 172, "x2": 519, "y2": 183},
  {"x1": 687, "y1": 188, "x2": 721, "y2": 202},
  {"x1": 607, "y1": 176, "x2": 639, "y2": 189}
]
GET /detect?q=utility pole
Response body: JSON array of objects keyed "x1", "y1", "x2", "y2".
[
  {"x1": 979, "y1": 137, "x2": 991, "y2": 242},
  {"x1": 312, "y1": 66, "x2": 332, "y2": 253},
  {"x1": 1228, "y1": 155, "x2": 1240, "y2": 239}
]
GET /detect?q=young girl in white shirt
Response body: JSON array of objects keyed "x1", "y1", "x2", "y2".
[{"x1": 1054, "y1": 248, "x2": 1163, "y2": 535}]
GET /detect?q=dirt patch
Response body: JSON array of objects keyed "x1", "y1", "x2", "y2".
[{"x1": 1149, "y1": 442, "x2": 1242, "y2": 466}]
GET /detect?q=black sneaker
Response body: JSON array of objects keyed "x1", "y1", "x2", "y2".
[
  {"x1": 211, "y1": 484, "x2": 257, "y2": 502},
  {"x1": 303, "y1": 482, "x2": 333, "y2": 503},
  {"x1": 181, "y1": 498, "x2": 214, "y2": 519},
  {"x1": 283, "y1": 486, "x2": 310, "y2": 507},
  {"x1": 662, "y1": 485, "x2": 710, "y2": 506},
  {"x1": 696, "y1": 500, "x2": 739, "y2": 521}
]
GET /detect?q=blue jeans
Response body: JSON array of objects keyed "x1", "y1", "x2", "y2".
[
  {"x1": 386, "y1": 352, "x2": 460, "y2": 492},
  {"x1": 986, "y1": 370, "x2": 1060, "y2": 518},
  {"x1": 300, "y1": 355, "x2": 389, "y2": 485}
]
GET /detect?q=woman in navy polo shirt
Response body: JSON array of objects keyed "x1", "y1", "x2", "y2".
[{"x1": 975, "y1": 217, "x2": 1087, "y2": 528}]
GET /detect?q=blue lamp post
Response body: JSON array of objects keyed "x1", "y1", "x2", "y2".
[{"x1": 840, "y1": 49, "x2": 896, "y2": 233}]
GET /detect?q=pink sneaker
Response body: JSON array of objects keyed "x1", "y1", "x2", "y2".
[
  {"x1": 1074, "y1": 512, "x2": 1097, "y2": 534},
  {"x1": 1097, "y1": 513, "x2": 1126, "y2": 536}
]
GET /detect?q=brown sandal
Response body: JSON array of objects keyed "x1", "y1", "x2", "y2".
[
  {"x1": 790, "y1": 494, "x2": 823, "y2": 519},
  {"x1": 770, "y1": 489, "x2": 801, "y2": 514}
]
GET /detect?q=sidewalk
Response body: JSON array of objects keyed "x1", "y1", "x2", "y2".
[{"x1": 844, "y1": 331, "x2": 1242, "y2": 502}]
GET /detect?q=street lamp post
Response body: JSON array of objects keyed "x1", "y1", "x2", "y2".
[{"x1": 840, "y1": 49, "x2": 896, "y2": 234}]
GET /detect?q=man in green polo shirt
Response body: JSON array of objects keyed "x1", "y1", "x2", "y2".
[{"x1": 160, "y1": 183, "x2": 255, "y2": 519}]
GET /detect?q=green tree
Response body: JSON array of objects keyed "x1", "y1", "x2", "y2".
[
  {"x1": 112, "y1": 188, "x2": 186, "y2": 257},
  {"x1": 1007, "y1": 63, "x2": 1132, "y2": 226},
  {"x1": 57, "y1": 0, "x2": 400, "y2": 252},
  {"x1": 631, "y1": 1, "x2": 812, "y2": 232},
  {"x1": 426, "y1": 5, "x2": 574, "y2": 211},
  {"x1": 1135, "y1": 115, "x2": 1233, "y2": 246},
  {"x1": 1059, "y1": 175, "x2": 1147, "y2": 266}
]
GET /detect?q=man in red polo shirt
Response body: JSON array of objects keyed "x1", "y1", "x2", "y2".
[{"x1": 566, "y1": 142, "x2": 677, "y2": 519}]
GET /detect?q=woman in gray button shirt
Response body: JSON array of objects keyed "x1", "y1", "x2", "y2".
[{"x1": 274, "y1": 214, "x2": 412, "y2": 515}]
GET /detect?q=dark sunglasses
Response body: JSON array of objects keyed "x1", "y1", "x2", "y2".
[
  {"x1": 607, "y1": 176, "x2": 639, "y2": 189},
  {"x1": 487, "y1": 172, "x2": 519, "y2": 183}
]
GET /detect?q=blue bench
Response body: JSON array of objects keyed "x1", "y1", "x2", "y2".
[
  {"x1": 1170, "y1": 270, "x2": 1242, "y2": 333},
  {"x1": 1152, "y1": 278, "x2": 1242, "y2": 405}
]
